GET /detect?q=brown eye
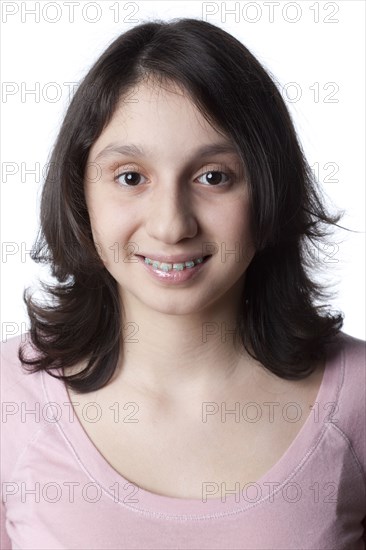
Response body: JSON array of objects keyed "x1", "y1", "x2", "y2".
[
  {"x1": 115, "y1": 171, "x2": 146, "y2": 187},
  {"x1": 197, "y1": 170, "x2": 232, "y2": 186}
]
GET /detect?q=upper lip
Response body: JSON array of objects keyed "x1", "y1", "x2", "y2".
[{"x1": 137, "y1": 253, "x2": 210, "y2": 263}]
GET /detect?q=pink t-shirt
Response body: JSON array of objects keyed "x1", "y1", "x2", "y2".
[{"x1": 1, "y1": 330, "x2": 366, "y2": 549}]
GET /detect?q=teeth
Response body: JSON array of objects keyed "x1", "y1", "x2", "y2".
[{"x1": 144, "y1": 256, "x2": 205, "y2": 272}]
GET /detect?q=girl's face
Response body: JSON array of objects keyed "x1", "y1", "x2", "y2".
[{"x1": 84, "y1": 79, "x2": 256, "y2": 316}]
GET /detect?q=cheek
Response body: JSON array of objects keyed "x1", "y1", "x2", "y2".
[
  {"x1": 87, "y1": 195, "x2": 118, "y2": 235},
  {"x1": 215, "y1": 202, "x2": 254, "y2": 256},
  {"x1": 85, "y1": 198, "x2": 115, "y2": 263},
  {"x1": 89, "y1": 210, "x2": 139, "y2": 267}
]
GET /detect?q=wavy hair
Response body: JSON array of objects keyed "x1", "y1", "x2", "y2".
[{"x1": 19, "y1": 17, "x2": 349, "y2": 393}]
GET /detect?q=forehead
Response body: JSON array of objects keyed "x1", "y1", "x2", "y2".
[{"x1": 89, "y1": 79, "x2": 236, "y2": 161}]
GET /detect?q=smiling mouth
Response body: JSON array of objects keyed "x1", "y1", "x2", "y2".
[{"x1": 137, "y1": 255, "x2": 212, "y2": 272}]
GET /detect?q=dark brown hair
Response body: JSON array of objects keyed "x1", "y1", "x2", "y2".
[{"x1": 19, "y1": 17, "x2": 350, "y2": 393}]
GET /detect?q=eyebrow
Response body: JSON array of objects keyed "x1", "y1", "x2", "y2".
[{"x1": 93, "y1": 141, "x2": 241, "y2": 164}]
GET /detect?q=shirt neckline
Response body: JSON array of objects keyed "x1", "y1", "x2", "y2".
[{"x1": 41, "y1": 335, "x2": 344, "y2": 520}]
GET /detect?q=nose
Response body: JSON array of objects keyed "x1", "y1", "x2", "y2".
[{"x1": 145, "y1": 178, "x2": 198, "y2": 244}]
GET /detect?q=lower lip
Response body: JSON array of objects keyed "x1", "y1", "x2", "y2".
[{"x1": 136, "y1": 255, "x2": 211, "y2": 284}]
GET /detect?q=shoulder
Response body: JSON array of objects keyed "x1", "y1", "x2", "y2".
[
  {"x1": 338, "y1": 329, "x2": 365, "y2": 359},
  {"x1": 1, "y1": 332, "x2": 43, "y2": 400},
  {"x1": 1, "y1": 333, "x2": 48, "y2": 480},
  {"x1": 328, "y1": 330, "x2": 366, "y2": 473},
  {"x1": 335, "y1": 330, "x2": 365, "y2": 398}
]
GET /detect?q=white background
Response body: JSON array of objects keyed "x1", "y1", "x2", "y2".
[{"x1": 1, "y1": 0, "x2": 365, "y2": 342}]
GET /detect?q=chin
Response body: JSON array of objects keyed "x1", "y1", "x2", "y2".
[{"x1": 144, "y1": 299, "x2": 202, "y2": 316}]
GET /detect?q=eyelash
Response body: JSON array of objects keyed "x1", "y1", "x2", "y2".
[{"x1": 112, "y1": 165, "x2": 237, "y2": 188}]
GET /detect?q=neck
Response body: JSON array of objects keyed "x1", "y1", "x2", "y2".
[{"x1": 115, "y1": 288, "x2": 255, "y2": 405}]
